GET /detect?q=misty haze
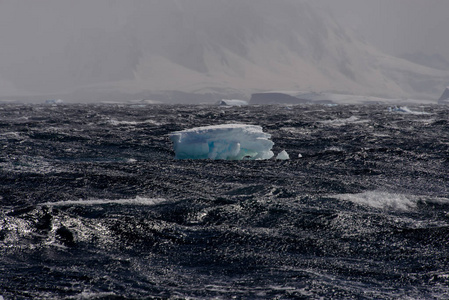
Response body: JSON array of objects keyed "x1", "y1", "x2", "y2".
[{"x1": 0, "y1": 0, "x2": 448, "y2": 103}]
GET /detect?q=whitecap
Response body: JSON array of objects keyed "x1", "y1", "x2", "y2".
[
  {"x1": 108, "y1": 119, "x2": 160, "y2": 126},
  {"x1": 325, "y1": 146, "x2": 344, "y2": 152},
  {"x1": 40, "y1": 196, "x2": 167, "y2": 207},
  {"x1": 318, "y1": 116, "x2": 368, "y2": 126},
  {"x1": 334, "y1": 191, "x2": 449, "y2": 211},
  {"x1": 72, "y1": 291, "x2": 117, "y2": 300}
]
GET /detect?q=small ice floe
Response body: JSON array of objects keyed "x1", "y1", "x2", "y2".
[
  {"x1": 45, "y1": 99, "x2": 64, "y2": 105},
  {"x1": 276, "y1": 150, "x2": 290, "y2": 160},
  {"x1": 169, "y1": 124, "x2": 274, "y2": 160},
  {"x1": 218, "y1": 99, "x2": 249, "y2": 106},
  {"x1": 388, "y1": 106, "x2": 430, "y2": 115}
]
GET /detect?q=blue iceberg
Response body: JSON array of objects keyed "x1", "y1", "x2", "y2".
[{"x1": 169, "y1": 124, "x2": 274, "y2": 160}]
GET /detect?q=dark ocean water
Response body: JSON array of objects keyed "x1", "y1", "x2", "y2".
[{"x1": 1, "y1": 103, "x2": 448, "y2": 299}]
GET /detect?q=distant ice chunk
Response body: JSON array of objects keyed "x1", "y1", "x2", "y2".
[
  {"x1": 169, "y1": 124, "x2": 274, "y2": 160},
  {"x1": 276, "y1": 150, "x2": 290, "y2": 160},
  {"x1": 388, "y1": 106, "x2": 412, "y2": 113},
  {"x1": 45, "y1": 99, "x2": 64, "y2": 105},
  {"x1": 388, "y1": 106, "x2": 430, "y2": 115},
  {"x1": 218, "y1": 99, "x2": 248, "y2": 106}
]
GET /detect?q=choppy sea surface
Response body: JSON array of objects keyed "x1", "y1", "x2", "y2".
[{"x1": 1, "y1": 103, "x2": 448, "y2": 299}]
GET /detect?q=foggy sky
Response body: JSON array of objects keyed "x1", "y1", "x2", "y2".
[
  {"x1": 314, "y1": 0, "x2": 449, "y2": 60},
  {"x1": 0, "y1": 0, "x2": 448, "y2": 99},
  {"x1": 3, "y1": 0, "x2": 444, "y2": 60}
]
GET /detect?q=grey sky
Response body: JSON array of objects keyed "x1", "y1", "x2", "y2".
[
  {"x1": 0, "y1": 0, "x2": 448, "y2": 100},
  {"x1": 2, "y1": 0, "x2": 448, "y2": 59}
]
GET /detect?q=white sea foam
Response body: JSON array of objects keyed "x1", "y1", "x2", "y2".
[
  {"x1": 108, "y1": 119, "x2": 160, "y2": 126},
  {"x1": 0, "y1": 131, "x2": 22, "y2": 140},
  {"x1": 73, "y1": 291, "x2": 117, "y2": 300},
  {"x1": 416, "y1": 118, "x2": 435, "y2": 124},
  {"x1": 40, "y1": 196, "x2": 167, "y2": 207},
  {"x1": 335, "y1": 191, "x2": 449, "y2": 211},
  {"x1": 325, "y1": 146, "x2": 344, "y2": 152},
  {"x1": 318, "y1": 116, "x2": 368, "y2": 126}
]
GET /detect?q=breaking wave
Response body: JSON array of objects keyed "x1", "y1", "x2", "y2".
[
  {"x1": 318, "y1": 115, "x2": 369, "y2": 126},
  {"x1": 40, "y1": 196, "x2": 167, "y2": 207},
  {"x1": 335, "y1": 190, "x2": 449, "y2": 211}
]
